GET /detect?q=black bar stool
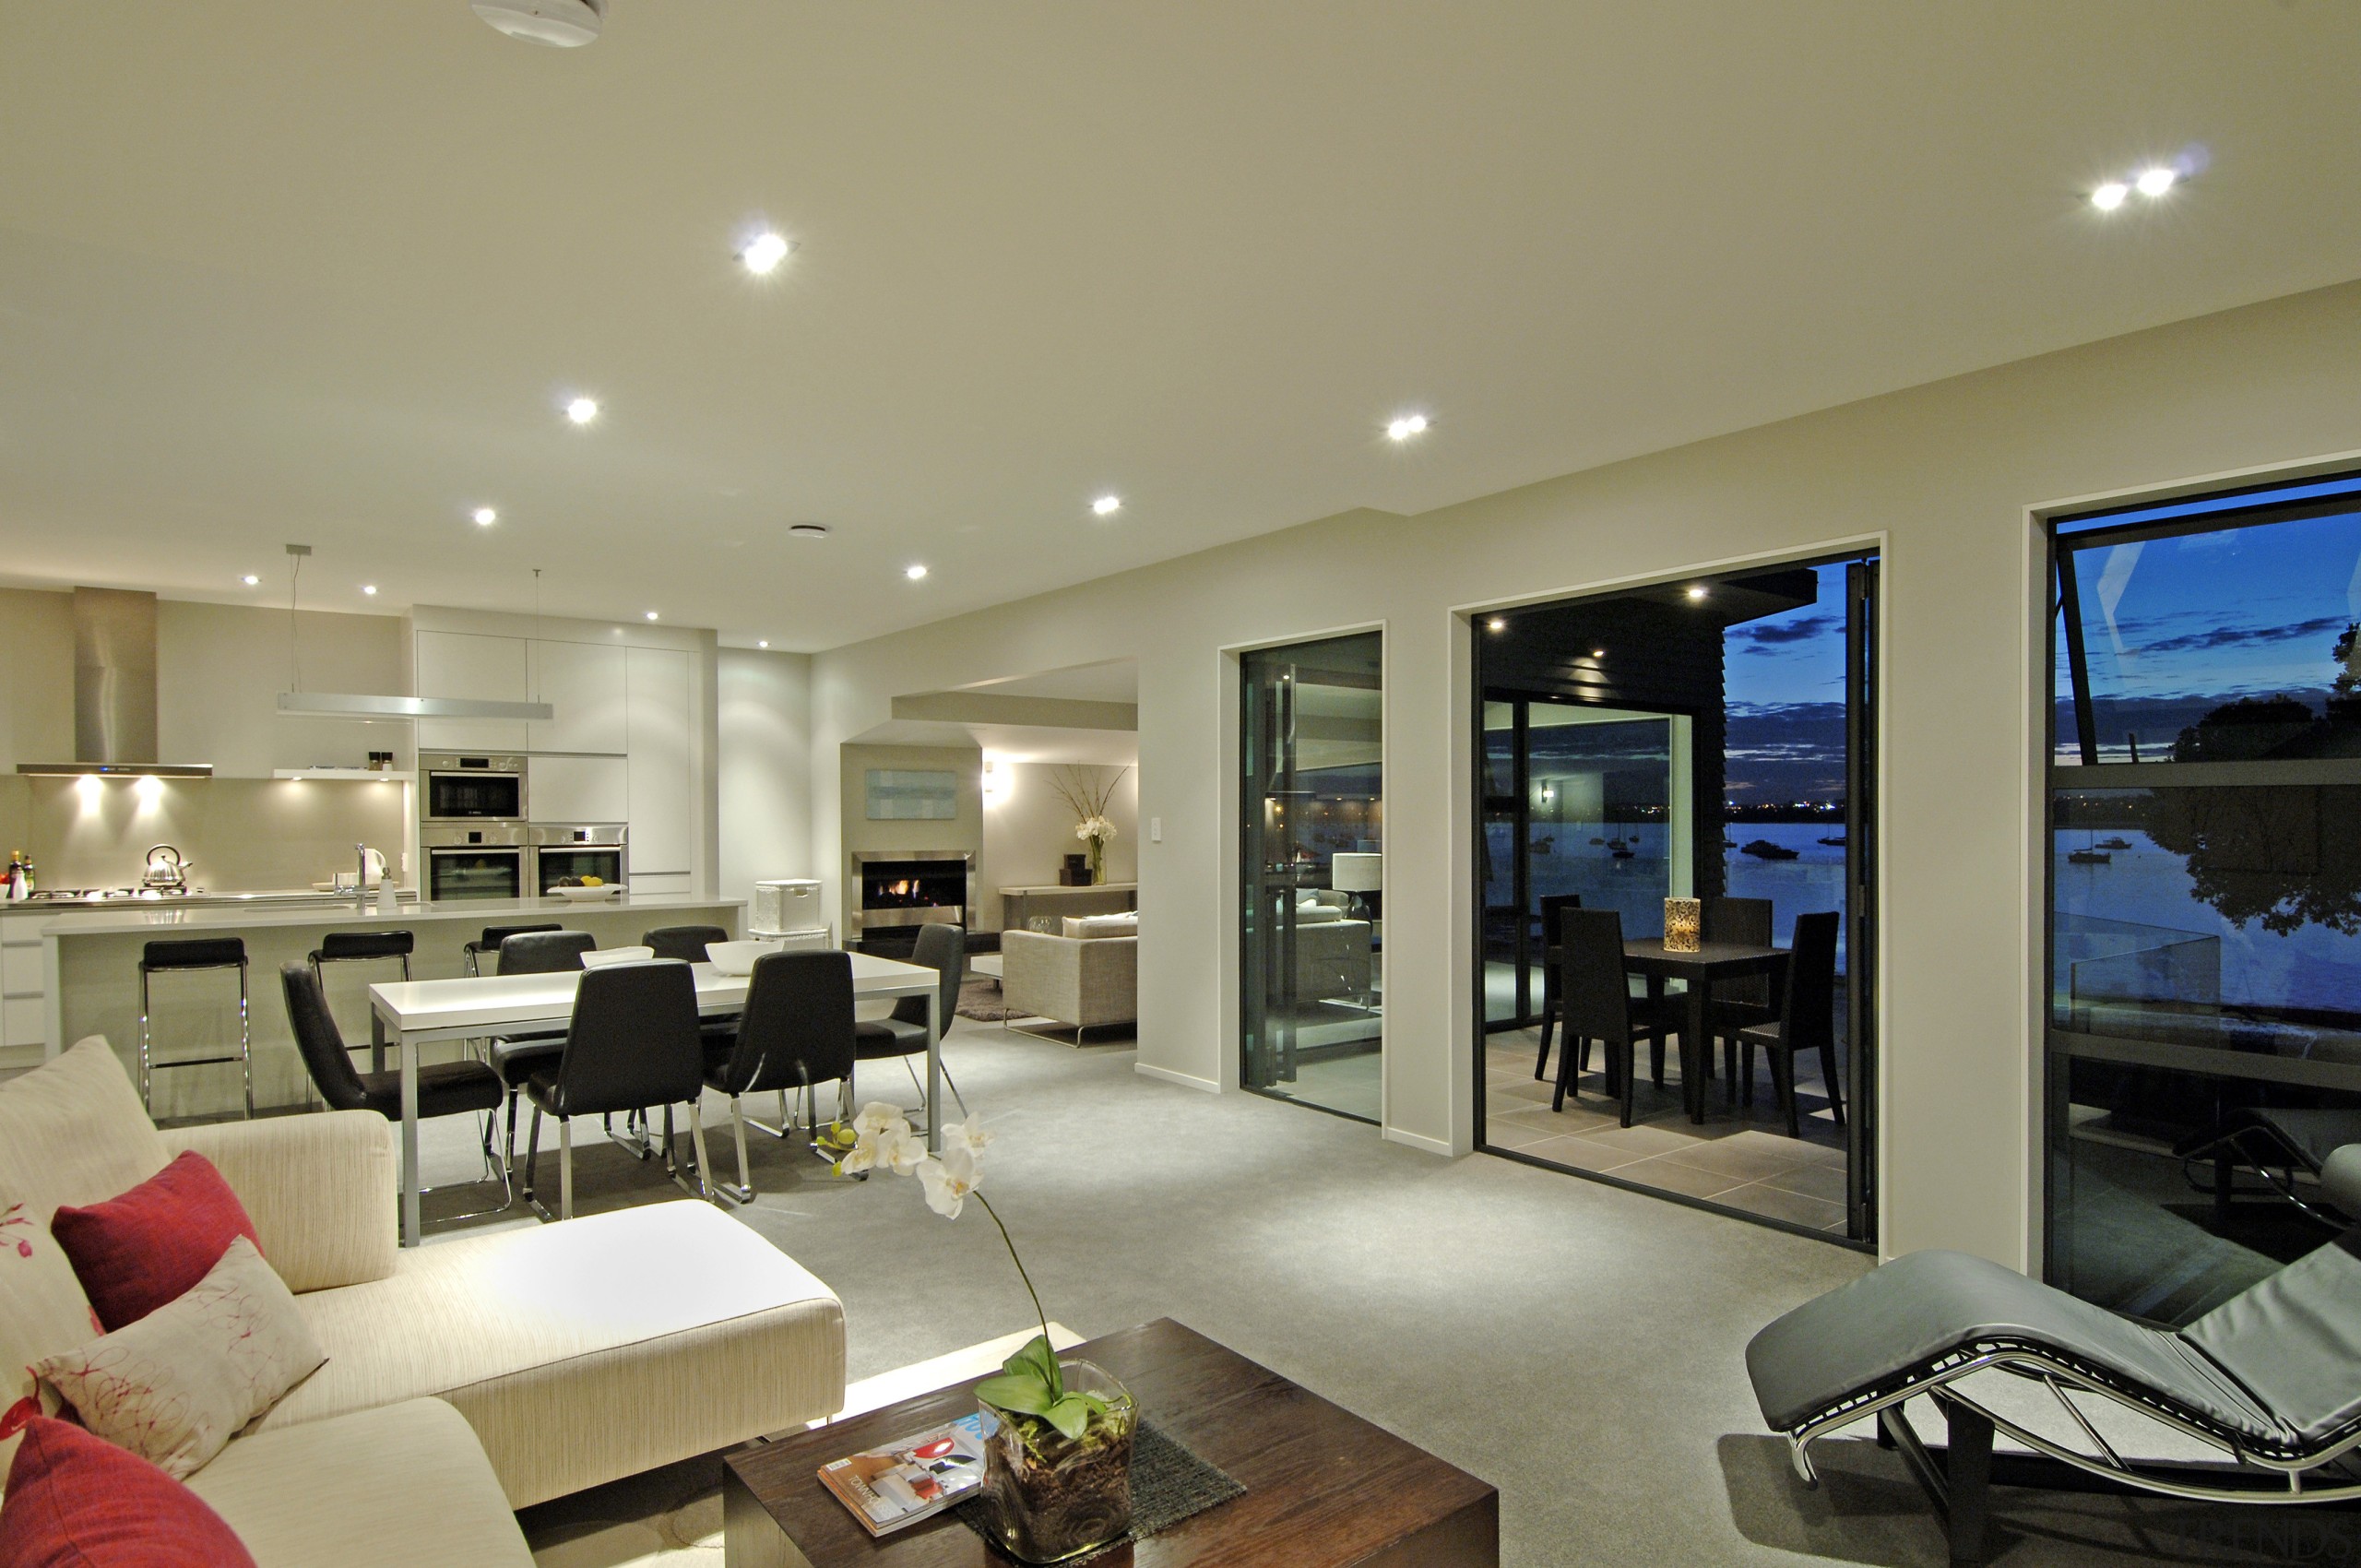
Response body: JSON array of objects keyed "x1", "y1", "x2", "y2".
[
  {"x1": 137, "y1": 937, "x2": 252, "y2": 1120},
  {"x1": 307, "y1": 930, "x2": 415, "y2": 1079},
  {"x1": 463, "y1": 922, "x2": 562, "y2": 977}
]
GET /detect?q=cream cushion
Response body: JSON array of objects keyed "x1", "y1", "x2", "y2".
[
  {"x1": 187, "y1": 1398, "x2": 532, "y2": 1568},
  {"x1": 257, "y1": 1199, "x2": 846, "y2": 1507},
  {"x1": 34, "y1": 1237, "x2": 327, "y2": 1479},
  {"x1": 0, "y1": 1037, "x2": 168, "y2": 1224},
  {"x1": 0, "y1": 1215, "x2": 94, "y2": 1488},
  {"x1": 160, "y1": 1112, "x2": 397, "y2": 1293},
  {"x1": 1060, "y1": 913, "x2": 1139, "y2": 940}
]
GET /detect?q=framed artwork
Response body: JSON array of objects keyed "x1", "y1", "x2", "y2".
[{"x1": 866, "y1": 768, "x2": 960, "y2": 821}]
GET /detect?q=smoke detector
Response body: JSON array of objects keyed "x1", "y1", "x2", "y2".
[{"x1": 471, "y1": 0, "x2": 604, "y2": 47}]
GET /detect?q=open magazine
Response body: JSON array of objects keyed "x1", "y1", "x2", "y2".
[{"x1": 818, "y1": 1410, "x2": 997, "y2": 1536}]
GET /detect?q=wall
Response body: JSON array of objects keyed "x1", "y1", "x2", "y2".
[
  {"x1": 979, "y1": 763, "x2": 1138, "y2": 930},
  {"x1": 718, "y1": 647, "x2": 815, "y2": 902},
  {"x1": 812, "y1": 278, "x2": 2361, "y2": 1271},
  {"x1": 0, "y1": 776, "x2": 409, "y2": 893}
]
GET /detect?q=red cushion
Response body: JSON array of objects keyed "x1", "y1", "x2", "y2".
[
  {"x1": 49, "y1": 1152, "x2": 262, "y2": 1332},
  {"x1": 0, "y1": 1416, "x2": 256, "y2": 1567}
]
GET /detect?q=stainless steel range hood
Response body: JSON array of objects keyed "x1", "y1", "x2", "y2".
[{"x1": 16, "y1": 588, "x2": 213, "y2": 778}]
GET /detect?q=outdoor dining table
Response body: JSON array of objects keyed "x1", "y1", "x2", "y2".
[
  {"x1": 1619, "y1": 938, "x2": 1789, "y2": 1123},
  {"x1": 367, "y1": 951, "x2": 940, "y2": 1247}
]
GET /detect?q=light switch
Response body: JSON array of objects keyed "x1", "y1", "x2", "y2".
[{"x1": 1150, "y1": 816, "x2": 1162, "y2": 843}]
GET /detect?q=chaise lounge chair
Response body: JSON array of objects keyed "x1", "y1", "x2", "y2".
[{"x1": 1746, "y1": 1146, "x2": 2361, "y2": 1562}]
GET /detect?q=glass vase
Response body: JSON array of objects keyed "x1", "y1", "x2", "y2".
[
  {"x1": 1087, "y1": 837, "x2": 1105, "y2": 885},
  {"x1": 976, "y1": 1360, "x2": 1136, "y2": 1563}
]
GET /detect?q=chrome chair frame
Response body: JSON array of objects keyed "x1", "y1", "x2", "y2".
[{"x1": 137, "y1": 944, "x2": 252, "y2": 1120}]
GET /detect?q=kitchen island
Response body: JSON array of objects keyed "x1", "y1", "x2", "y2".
[{"x1": 14, "y1": 891, "x2": 744, "y2": 1119}]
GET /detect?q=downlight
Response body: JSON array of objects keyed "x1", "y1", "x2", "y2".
[{"x1": 471, "y1": 0, "x2": 605, "y2": 48}]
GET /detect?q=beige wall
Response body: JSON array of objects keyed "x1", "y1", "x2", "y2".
[
  {"x1": 718, "y1": 647, "x2": 815, "y2": 901},
  {"x1": 813, "y1": 279, "x2": 2361, "y2": 1271},
  {"x1": 0, "y1": 776, "x2": 409, "y2": 894},
  {"x1": 979, "y1": 763, "x2": 1138, "y2": 930},
  {"x1": 838, "y1": 742, "x2": 982, "y2": 934}
]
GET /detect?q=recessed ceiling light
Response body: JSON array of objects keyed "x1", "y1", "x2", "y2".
[
  {"x1": 2090, "y1": 181, "x2": 2130, "y2": 211},
  {"x1": 1686, "y1": 585, "x2": 1708, "y2": 600},
  {"x1": 1387, "y1": 414, "x2": 1430, "y2": 442},
  {"x1": 1590, "y1": 647, "x2": 1606, "y2": 659},
  {"x1": 472, "y1": 506, "x2": 498, "y2": 526},
  {"x1": 645, "y1": 611, "x2": 659, "y2": 621},
  {"x1": 362, "y1": 585, "x2": 378, "y2": 597},
  {"x1": 742, "y1": 232, "x2": 792, "y2": 275},
  {"x1": 241, "y1": 574, "x2": 260, "y2": 587},
  {"x1": 1485, "y1": 617, "x2": 1506, "y2": 633},
  {"x1": 787, "y1": 523, "x2": 829, "y2": 540},
  {"x1": 2135, "y1": 166, "x2": 2177, "y2": 197},
  {"x1": 905, "y1": 564, "x2": 929, "y2": 581},
  {"x1": 1092, "y1": 494, "x2": 1122, "y2": 517},
  {"x1": 756, "y1": 640, "x2": 769, "y2": 649},
  {"x1": 565, "y1": 397, "x2": 599, "y2": 424}
]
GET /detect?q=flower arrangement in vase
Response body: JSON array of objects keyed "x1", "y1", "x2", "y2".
[
  {"x1": 1047, "y1": 765, "x2": 1129, "y2": 885},
  {"x1": 828, "y1": 1106, "x2": 1135, "y2": 1563}
]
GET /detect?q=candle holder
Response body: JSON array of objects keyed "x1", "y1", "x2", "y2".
[{"x1": 1664, "y1": 897, "x2": 1703, "y2": 953}]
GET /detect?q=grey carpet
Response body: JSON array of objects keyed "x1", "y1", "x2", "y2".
[{"x1": 417, "y1": 1022, "x2": 2357, "y2": 1566}]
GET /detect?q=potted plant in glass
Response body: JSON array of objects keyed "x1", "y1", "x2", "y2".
[
  {"x1": 1048, "y1": 766, "x2": 1129, "y2": 886},
  {"x1": 829, "y1": 1106, "x2": 1136, "y2": 1562}
]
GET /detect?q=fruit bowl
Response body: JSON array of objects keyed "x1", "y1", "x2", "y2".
[
  {"x1": 706, "y1": 939, "x2": 782, "y2": 976},
  {"x1": 552, "y1": 885, "x2": 623, "y2": 901}
]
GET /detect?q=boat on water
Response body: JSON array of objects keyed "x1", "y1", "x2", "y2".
[
  {"x1": 1589, "y1": 837, "x2": 1607, "y2": 846},
  {"x1": 2095, "y1": 837, "x2": 2132, "y2": 850},
  {"x1": 1818, "y1": 835, "x2": 1847, "y2": 847},
  {"x1": 1610, "y1": 846, "x2": 1636, "y2": 861},
  {"x1": 2067, "y1": 848, "x2": 2112, "y2": 864},
  {"x1": 1739, "y1": 838, "x2": 1800, "y2": 861}
]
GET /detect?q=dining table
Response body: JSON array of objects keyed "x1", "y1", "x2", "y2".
[
  {"x1": 368, "y1": 951, "x2": 941, "y2": 1247},
  {"x1": 1619, "y1": 938, "x2": 1789, "y2": 1123}
]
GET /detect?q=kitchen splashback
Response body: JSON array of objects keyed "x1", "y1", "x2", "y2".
[{"x1": 0, "y1": 775, "x2": 409, "y2": 892}]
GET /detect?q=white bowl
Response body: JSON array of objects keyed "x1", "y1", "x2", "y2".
[
  {"x1": 552, "y1": 885, "x2": 623, "y2": 901},
  {"x1": 706, "y1": 939, "x2": 782, "y2": 976},
  {"x1": 579, "y1": 945, "x2": 655, "y2": 968}
]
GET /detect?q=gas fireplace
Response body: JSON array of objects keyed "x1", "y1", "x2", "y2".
[{"x1": 849, "y1": 851, "x2": 974, "y2": 955}]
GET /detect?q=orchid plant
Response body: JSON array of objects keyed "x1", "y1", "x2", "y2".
[
  {"x1": 1048, "y1": 766, "x2": 1128, "y2": 884},
  {"x1": 825, "y1": 1105, "x2": 1111, "y2": 1443}
]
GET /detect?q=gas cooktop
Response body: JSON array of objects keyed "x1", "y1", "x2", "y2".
[{"x1": 25, "y1": 886, "x2": 199, "y2": 902}]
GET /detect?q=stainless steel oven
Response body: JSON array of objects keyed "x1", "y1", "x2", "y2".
[
  {"x1": 420, "y1": 752, "x2": 527, "y2": 825},
  {"x1": 423, "y1": 825, "x2": 527, "y2": 901},
  {"x1": 530, "y1": 824, "x2": 627, "y2": 896}
]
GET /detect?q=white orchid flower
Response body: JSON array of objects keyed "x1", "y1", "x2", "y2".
[
  {"x1": 877, "y1": 1123, "x2": 927, "y2": 1176},
  {"x1": 852, "y1": 1102, "x2": 911, "y2": 1140},
  {"x1": 941, "y1": 1114, "x2": 993, "y2": 1158},
  {"x1": 917, "y1": 1146, "x2": 982, "y2": 1218}
]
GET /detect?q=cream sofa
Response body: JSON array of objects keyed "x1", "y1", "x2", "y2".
[
  {"x1": 1001, "y1": 928, "x2": 1137, "y2": 1039},
  {"x1": 0, "y1": 1039, "x2": 847, "y2": 1567}
]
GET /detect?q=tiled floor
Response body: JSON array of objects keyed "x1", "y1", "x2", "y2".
[{"x1": 1482, "y1": 1033, "x2": 1854, "y2": 1233}]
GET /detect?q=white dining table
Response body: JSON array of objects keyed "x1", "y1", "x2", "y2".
[{"x1": 368, "y1": 952, "x2": 941, "y2": 1246}]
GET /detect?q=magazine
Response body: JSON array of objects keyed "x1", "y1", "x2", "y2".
[{"x1": 817, "y1": 1411, "x2": 996, "y2": 1536}]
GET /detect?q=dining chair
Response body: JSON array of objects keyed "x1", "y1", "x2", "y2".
[
  {"x1": 703, "y1": 950, "x2": 858, "y2": 1202},
  {"x1": 462, "y1": 921, "x2": 562, "y2": 977},
  {"x1": 279, "y1": 962, "x2": 510, "y2": 1218},
  {"x1": 1738, "y1": 911, "x2": 1844, "y2": 1139},
  {"x1": 1704, "y1": 896, "x2": 1775, "y2": 1099},
  {"x1": 490, "y1": 930, "x2": 597, "y2": 1173},
  {"x1": 1531, "y1": 894, "x2": 1582, "y2": 1081},
  {"x1": 519, "y1": 960, "x2": 712, "y2": 1222},
  {"x1": 643, "y1": 924, "x2": 730, "y2": 962},
  {"x1": 1554, "y1": 907, "x2": 1681, "y2": 1126},
  {"x1": 853, "y1": 921, "x2": 967, "y2": 1120}
]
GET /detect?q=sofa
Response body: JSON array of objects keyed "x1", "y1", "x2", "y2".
[
  {"x1": 0, "y1": 1038, "x2": 848, "y2": 1566},
  {"x1": 1001, "y1": 927, "x2": 1137, "y2": 1039}
]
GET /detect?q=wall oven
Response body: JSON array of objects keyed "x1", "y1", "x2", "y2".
[
  {"x1": 531, "y1": 824, "x2": 627, "y2": 896},
  {"x1": 420, "y1": 753, "x2": 527, "y2": 825},
  {"x1": 423, "y1": 825, "x2": 527, "y2": 901}
]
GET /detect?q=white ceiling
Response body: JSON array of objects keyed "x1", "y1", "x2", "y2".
[{"x1": 5, "y1": 4, "x2": 2359, "y2": 650}]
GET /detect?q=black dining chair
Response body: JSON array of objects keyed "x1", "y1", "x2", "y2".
[
  {"x1": 1738, "y1": 911, "x2": 1844, "y2": 1139},
  {"x1": 703, "y1": 950, "x2": 859, "y2": 1202},
  {"x1": 279, "y1": 962, "x2": 510, "y2": 1218},
  {"x1": 644, "y1": 925, "x2": 730, "y2": 963},
  {"x1": 463, "y1": 921, "x2": 562, "y2": 977},
  {"x1": 519, "y1": 961, "x2": 712, "y2": 1222},
  {"x1": 1531, "y1": 894, "x2": 1582, "y2": 1082},
  {"x1": 1554, "y1": 907, "x2": 1682, "y2": 1127},
  {"x1": 853, "y1": 922, "x2": 967, "y2": 1119},
  {"x1": 489, "y1": 930, "x2": 597, "y2": 1173},
  {"x1": 1703, "y1": 896, "x2": 1775, "y2": 1099}
]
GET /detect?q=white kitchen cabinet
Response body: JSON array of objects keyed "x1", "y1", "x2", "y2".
[
  {"x1": 3, "y1": 997, "x2": 44, "y2": 1054},
  {"x1": 528, "y1": 754, "x2": 629, "y2": 824},
  {"x1": 2, "y1": 942, "x2": 41, "y2": 997},
  {"x1": 626, "y1": 872, "x2": 694, "y2": 897},
  {"x1": 415, "y1": 630, "x2": 530, "y2": 752},
  {"x1": 528, "y1": 640, "x2": 627, "y2": 754},
  {"x1": 626, "y1": 646, "x2": 693, "y2": 876}
]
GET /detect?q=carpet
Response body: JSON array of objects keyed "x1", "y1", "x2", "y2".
[
  {"x1": 520, "y1": 1324, "x2": 1082, "y2": 1566},
  {"x1": 955, "y1": 977, "x2": 1021, "y2": 1023}
]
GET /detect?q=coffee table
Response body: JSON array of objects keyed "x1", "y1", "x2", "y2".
[{"x1": 723, "y1": 1319, "x2": 1497, "y2": 1567}]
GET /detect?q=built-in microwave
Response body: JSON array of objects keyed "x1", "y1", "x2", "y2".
[
  {"x1": 420, "y1": 753, "x2": 527, "y2": 825},
  {"x1": 531, "y1": 824, "x2": 627, "y2": 896},
  {"x1": 422, "y1": 824, "x2": 527, "y2": 901}
]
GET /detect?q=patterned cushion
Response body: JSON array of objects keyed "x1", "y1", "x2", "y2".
[
  {"x1": 0, "y1": 1416, "x2": 255, "y2": 1568},
  {"x1": 0, "y1": 1206, "x2": 101, "y2": 1491},
  {"x1": 53, "y1": 1151, "x2": 263, "y2": 1332},
  {"x1": 32, "y1": 1238, "x2": 326, "y2": 1480}
]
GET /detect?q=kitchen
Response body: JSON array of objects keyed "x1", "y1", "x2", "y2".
[{"x1": 0, "y1": 585, "x2": 815, "y2": 1114}]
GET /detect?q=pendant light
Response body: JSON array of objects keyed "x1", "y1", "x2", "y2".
[{"x1": 276, "y1": 544, "x2": 554, "y2": 720}]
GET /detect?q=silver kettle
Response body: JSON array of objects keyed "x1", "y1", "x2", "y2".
[{"x1": 142, "y1": 844, "x2": 191, "y2": 891}]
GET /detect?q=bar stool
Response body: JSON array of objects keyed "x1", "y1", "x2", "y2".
[
  {"x1": 137, "y1": 938, "x2": 252, "y2": 1120},
  {"x1": 463, "y1": 922, "x2": 561, "y2": 977},
  {"x1": 307, "y1": 930, "x2": 414, "y2": 1078}
]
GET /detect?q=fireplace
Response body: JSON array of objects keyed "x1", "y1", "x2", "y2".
[{"x1": 850, "y1": 851, "x2": 974, "y2": 956}]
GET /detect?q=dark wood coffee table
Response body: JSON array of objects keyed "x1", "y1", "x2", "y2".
[{"x1": 724, "y1": 1319, "x2": 1497, "y2": 1567}]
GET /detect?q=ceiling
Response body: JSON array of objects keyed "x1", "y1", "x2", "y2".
[{"x1": 4, "y1": 4, "x2": 2359, "y2": 650}]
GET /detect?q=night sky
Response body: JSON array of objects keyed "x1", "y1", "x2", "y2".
[{"x1": 1724, "y1": 563, "x2": 1851, "y2": 803}]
